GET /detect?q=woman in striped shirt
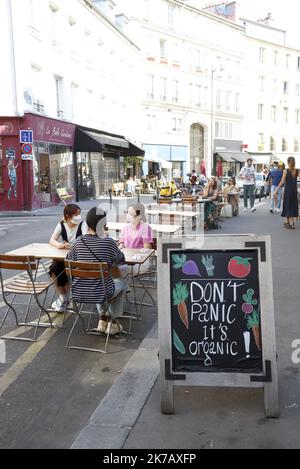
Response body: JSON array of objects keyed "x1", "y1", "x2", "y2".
[{"x1": 67, "y1": 207, "x2": 128, "y2": 335}]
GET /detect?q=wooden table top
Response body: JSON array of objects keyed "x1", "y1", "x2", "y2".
[{"x1": 107, "y1": 222, "x2": 181, "y2": 234}]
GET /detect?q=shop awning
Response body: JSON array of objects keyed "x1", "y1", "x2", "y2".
[
  {"x1": 216, "y1": 152, "x2": 248, "y2": 163},
  {"x1": 247, "y1": 153, "x2": 273, "y2": 165},
  {"x1": 144, "y1": 155, "x2": 172, "y2": 169},
  {"x1": 74, "y1": 127, "x2": 145, "y2": 156}
]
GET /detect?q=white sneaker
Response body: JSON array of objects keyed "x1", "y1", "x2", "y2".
[
  {"x1": 52, "y1": 299, "x2": 68, "y2": 313},
  {"x1": 106, "y1": 321, "x2": 123, "y2": 336},
  {"x1": 97, "y1": 318, "x2": 108, "y2": 333},
  {"x1": 244, "y1": 208, "x2": 247, "y2": 212},
  {"x1": 251, "y1": 207, "x2": 256, "y2": 213}
]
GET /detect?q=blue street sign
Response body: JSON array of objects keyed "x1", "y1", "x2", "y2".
[
  {"x1": 6, "y1": 148, "x2": 15, "y2": 159},
  {"x1": 20, "y1": 130, "x2": 33, "y2": 144}
]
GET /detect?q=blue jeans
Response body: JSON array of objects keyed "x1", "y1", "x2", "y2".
[
  {"x1": 97, "y1": 277, "x2": 129, "y2": 320},
  {"x1": 243, "y1": 185, "x2": 255, "y2": 209},
  {"x1": 270, "y1": 185, "x2": 283, "y2": 210}
]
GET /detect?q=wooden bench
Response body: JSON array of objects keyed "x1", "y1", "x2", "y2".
[{"x1": 56, "y1": 188, "x2": 73, "y2": 205}]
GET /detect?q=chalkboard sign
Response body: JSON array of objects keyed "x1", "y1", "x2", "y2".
[{"x1": 170, "y1": 250, "x2": 262, "y2": 373}]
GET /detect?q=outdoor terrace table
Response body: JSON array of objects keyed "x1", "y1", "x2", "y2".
[
  {"x1": 107, "y1": 222, "x2": 181, "y2": 238},
  {"x1": 145, "y1": 209, "x2": 199, "y2": 232}
]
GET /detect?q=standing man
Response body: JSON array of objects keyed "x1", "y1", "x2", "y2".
[
  {"x1": 189, "y1": 170, "x2": 198, "y2": 194},
  {"x1": 240, "y1": 158, "x2": 256, "y2": 212},
  {"x1": 269, "y1": 161, "x2": 283, "y2": 214}
]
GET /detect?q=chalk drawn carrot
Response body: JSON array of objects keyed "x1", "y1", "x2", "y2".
[
  {"x1": 173, "y1": 330, "x2": 186, "y2": 355},
  {"x1": 173, "y1": 283, "x2": 189, "y2": 329},
  {"x1": 247, "y1": 310, "x2": 261, "y2": 351},
  {"x1": 172, "y1": 254, "x2": 201, "y2": 277}
]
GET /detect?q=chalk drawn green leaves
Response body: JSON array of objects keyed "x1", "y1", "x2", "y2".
[
  {"x1": 202, "y1": 255, "x2": 215, "y2": 277},
  {"x1": 247, "y1": 310, "x2": 261, "y2": 351},
  {"x1": 173, "y1": 330, "x2": 186, "y2": 355},
  {"x1": 242, "y1": 289, "x2": 258, "y2": 315}
]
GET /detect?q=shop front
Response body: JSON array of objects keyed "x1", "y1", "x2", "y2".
[{"x1": 0, "y1": 113, "x2": 76, "y2": 211}]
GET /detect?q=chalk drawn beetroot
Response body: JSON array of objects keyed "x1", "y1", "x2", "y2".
[
  {"x1": 242, "y1": 289, "x2": 258, "y2": 317},
  {"x1": 172, "y1": 254, "x2": 201, "y2": 277}
]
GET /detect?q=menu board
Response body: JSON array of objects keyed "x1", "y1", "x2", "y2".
[{"x1": 170, "y1": 250, "x2": 263, "y2": 373}]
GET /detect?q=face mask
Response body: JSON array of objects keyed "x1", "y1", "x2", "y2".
[{"x1": 71, "y1": 215, "x2": 82, "y2": 225}]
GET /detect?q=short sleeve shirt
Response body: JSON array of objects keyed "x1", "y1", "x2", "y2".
[
  {"x1": 240, "y1": 166, "x2": 256, "y2": 185},
  {"x1": 53, "y1": 222, "x2": 88, "y2": 245},
  {"x1": 120, "y1": 223, "x2": 153, "y2": 249}
]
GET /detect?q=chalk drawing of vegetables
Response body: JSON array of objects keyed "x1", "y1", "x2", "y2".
[
  {"x1": 173, "y1": 330, "x2": 186, "y2": 355},
  {"x1": 242, "y1": 289, "x2": 258, "y2": 316},
  {"x1": 172, "y1": 254, "x2": 201, "y2": 277},
  {"x1": 247, "y1": 310, "x2": 261, "y2": 352},
  {"x1": 228, "y1": 257, "x2": 252, "y2": 278},
  {"x1": 202, "y1": 255, "x2": 215, "y2": 277},
  {"x1": 173, "y1": 283, "x2": 189, "y2": 329}
]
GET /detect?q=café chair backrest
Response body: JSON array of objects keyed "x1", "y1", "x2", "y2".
[
  {"x1": 64, "y1": 260, "x2": 110, "y2": 280},
  {"x1": 0, "y1": 254, "x2": 37, "y2": 272}
]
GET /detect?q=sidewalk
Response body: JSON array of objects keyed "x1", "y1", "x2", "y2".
[{"x1": 72, "y1": 199, "x2": 300, "y2": 449}]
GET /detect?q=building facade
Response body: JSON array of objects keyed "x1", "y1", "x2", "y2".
[{"x1": 0, "y1": 0, "x2": 143, "y2": 211}]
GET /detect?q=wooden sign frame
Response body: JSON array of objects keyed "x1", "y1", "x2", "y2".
[{"x1": 158, "y1": 235, "x2": 279, "y2": 418}]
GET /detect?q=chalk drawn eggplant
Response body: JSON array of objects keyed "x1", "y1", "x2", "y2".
[{"x1": 173, "y1": 283, "x2": 189, "y2": 329}]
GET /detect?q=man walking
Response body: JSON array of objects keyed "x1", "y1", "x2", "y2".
[
  {"x1": 269, "y1": 161, "x2": 283, "y2": 213},
  {"x1": 240, "y1": 158, "x2": 256, "y2": 212}
]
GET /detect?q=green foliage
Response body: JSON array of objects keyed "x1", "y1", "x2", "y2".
[
  {"x1": 247, "y1": 309, "x2": 260, "y2": 329},
  {"x1": 173, "y1": 330, "x2": 186, "y2": 355},
  {"x1": 172, "y1": 254, "x2": 187, "y2": 269},
  {"x1": 173, "y1": 283, "x2": 189, "y2": 306}
]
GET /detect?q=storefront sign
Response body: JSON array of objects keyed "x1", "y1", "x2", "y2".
[
  {"x1": 23, "y1": 114, "x2": 75, "y2": 146},
  {"x1": 20, "y1": 130, "x2": 33, "y2": 143},
  {"x1": 6, "y1": 148, "x2": 16, "y2": 159}
]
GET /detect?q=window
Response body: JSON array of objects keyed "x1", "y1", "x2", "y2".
[
  {"x1": 160, "y1": 39, "x2": 167, "y2": 59},
  {"x1": 168, "y1": 5, "x2": 175, "y2": 26},
  {"x1": 259, "y1": 47, "x2": 266, "y2": 64},
  {"x1": 273, "y1": 79, "x2": 277, "y2": 92},
  {"x1": 160, "y1": 77, "x2": 167, "y2": 102},
  {"x1": 172, "y1": 80, "x2": 179, "y2": 104},
  {"x1": 225, "y1": 91, "x2": 231, "y2": 112},
  {"x1": 286, "y1": 54, "x2": 291, "y2": 68},
  {"x1": 294, "y1": 138, "x2": 300, "y2": 152},
  {"x1": 282, "y1": 137, "x2": 288, "y2": 152},
  {"x1": 172, "y1": 118, "x2": 182, "y2": 132},
  {"x1": 224, "y1": 122, "x2": 233, "y2": 139},
  {"x1": 259, "y1": 76, "x2": 265, "y2": 92},
  {"x1": 273, "y1": 50, "x2": 278, "y2": 66},
  {"x1": 283, "y1": 107, "x2": 289, "y2": 123},
  {"x1": 296, "y1": 109, "x2": 300, "y2": 124},
  {"x1": 258, "y1": 104, "x2": 264, "y2": 120},
  {"x1": 50, "y1": 2, "x2": 60, "y2": 44},
  {"x1": 297, "y1": 56, "x2": 300, "y2": 70},
  {"x1": 216, "y1": 90, "x2": 222, "y2": 111},
  {"x1": 195, "y1": 50, "x2": 202, "y2": 72},
  {"x1": 271, "y1": 106, "x2": 277, "y2": 122},
  {"x1": 234, "y1": 93, "x2": 240, "y2": 113},
  {"x1": 204, "y1": 86, "x2": 208, "y2": 109},
  {"x1": 54, "y1": 75, "x2": 63, "y2": 117},
  {"x1": 147, "y1": 74, "x2": 154, "y2": 100},
  {"x1": 195, "y1": 85, "x2": 202, "y2": 108},
  {"x1": 146, "y1": 114, "x2": 156, "y2": 131},
  {"x1": 189, "y1": 83, "x2": 194, "y2": 106},
  {"x1": 270, "y1": 136, "x2": 276, "y2": 152},
  {"x1": 296, "y1": 84, "x2": 300, "y2": 96},
  {"x1": 258, "y1": 133, "x2": 265, "y2": 151},
  {"x1": 215, "y1": 121, "x2": 223, "y2": 138},
  {"x1": 283, "y1": 81, "x2": 289, "y2": 95}
]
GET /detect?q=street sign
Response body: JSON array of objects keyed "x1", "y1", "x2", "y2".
[
  {"x1": 21, "y1": 154, "x2": 33, "y2": 161},
  {"x1": 20, "y1": 130, "x2": 33, "y2": 144},
  {"x1": 21, "y1": 143, "x2": 33, "y2": 155},
  {"x1": 158, "y1": 235, "x2": 279, "y2": 418},
  {"x1": 6, "y1": 148, "x2": 15, "y2": 159}
]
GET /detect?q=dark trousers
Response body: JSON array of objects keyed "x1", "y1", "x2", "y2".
[{"x1": 243, "y1": 185, "x2": 255, "y2": 209}]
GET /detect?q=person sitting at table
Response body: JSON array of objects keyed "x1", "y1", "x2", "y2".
[
  {"x1": 67, "y1": 207, "x2": 128, "y2": 336},
  {"x1": 203, "y1": 177, "x2": 219, "y2": 229},
  {"x1": 49, "y1": 204, "x2": 88, "y2": 312},
  {"x1": 118, "y1": 203, "x2": 153, "y2": 276},
  {"x1": 223, "y1": 177, "x2": 240, "y2": 216}
]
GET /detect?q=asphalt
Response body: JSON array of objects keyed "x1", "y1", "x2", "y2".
[{"x1": 72, "y1": 198, "x2": 300, "y2": 450}]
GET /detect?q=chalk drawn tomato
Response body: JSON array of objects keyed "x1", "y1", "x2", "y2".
[{"x1": 228, "y1": 257, "x2": 252, "y2": 278}]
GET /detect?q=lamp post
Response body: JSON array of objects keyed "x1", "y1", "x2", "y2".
[{"x1": 210, "y1": 65, "x2": 224, "y2": 175}]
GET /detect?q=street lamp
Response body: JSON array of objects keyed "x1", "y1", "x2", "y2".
[{"x1": 211, "y1": 65, "x2": 224, "y2": 175}]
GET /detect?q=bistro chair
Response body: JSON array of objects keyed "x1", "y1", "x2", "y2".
[
  {"x1": 0, "y1": 254, "x2": 55, "y2": 342},
  {"x1": 64, "y1": 260, "x2": 126, "y2": 354}
]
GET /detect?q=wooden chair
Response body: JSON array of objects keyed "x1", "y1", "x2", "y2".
[
  {"x1": 0, "y1": 255, "x2": 55, "y2": 342},
  {"x1": 64, "y1": 260, "x2": 125, "y2": 354},
  {"x1": 56, "y1": 188, "x2": 73, "y2": 205}
]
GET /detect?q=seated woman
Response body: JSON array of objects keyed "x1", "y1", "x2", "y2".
[
  {"x1": 224, "y1": 177, "x2": 240, "y2": 216},
  {"x1": 203, "y1": 177, "x2": 219, "y2": 228},
  {"x1": 67, "y1": 207, "x2": 128, "y2": 336},
  {"x1": 49, "y1": 204, "x2": 88, "y2": 312},
  {"x1": 118, "y1": 203, "x2": 153, "y2": 276}
]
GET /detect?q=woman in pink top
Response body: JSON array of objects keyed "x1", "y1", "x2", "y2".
[{"x1": 119, "y1": 204, "x2": 153, "y2": 275}]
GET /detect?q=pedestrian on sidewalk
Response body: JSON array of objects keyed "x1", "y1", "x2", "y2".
[
  {"x1": 49, "y1": 204, "x2": 88, "y2": 312},
  {"x1": 240, "y1": 158, "x2": 256, "y2": 212},
  {"x1": 269, "y1": 162, "x2": 283, "y2": 214},
  {"x1": 275, "y1": 157, "x2": 299, "y2": 230}
]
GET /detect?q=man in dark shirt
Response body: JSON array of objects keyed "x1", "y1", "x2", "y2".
[{"x1": 269, "y1": 162, "x2": 283, "y2": 213}]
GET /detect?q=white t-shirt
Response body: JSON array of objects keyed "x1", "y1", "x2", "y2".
[
  {"x1": 53, "y1": 222, "x2": 88, "y2": 245},
  {"x1": 240, "y1": 166, "x2": 256, "y2": 186}
]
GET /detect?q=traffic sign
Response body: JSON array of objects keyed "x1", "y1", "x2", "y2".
[
  {"x1": 6, "y1": 148, "x2": 15, "y2": 159},
  {"x1": 21, "y1": 143, "x2": 33, "y2": 155},
  {"x1": 21, "y1": 154, "x2": 33, "y2": 161},
  {"x1": 20, "y1": 130, "x2": 33, "y2": 144}
]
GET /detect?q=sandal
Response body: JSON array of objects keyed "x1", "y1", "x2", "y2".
[{"x1": 287, "y1": 224, "x2": 295, "y2": 230}]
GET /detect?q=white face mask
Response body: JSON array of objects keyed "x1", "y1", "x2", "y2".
[{"x1": 71, "y1": 215, "x2": 82, "y2": 225}]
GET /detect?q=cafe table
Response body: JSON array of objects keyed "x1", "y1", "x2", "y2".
[
  {"x1": 107, "y1": 222, "x2": 181, "y2": 238},
  {"x1": 145, "y1": 209, "x2": 199, "y2": 232}
]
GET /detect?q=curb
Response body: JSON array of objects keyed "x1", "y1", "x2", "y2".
[{"x1": 71, "y1": 322, "x2": 159, "y2": 450}]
